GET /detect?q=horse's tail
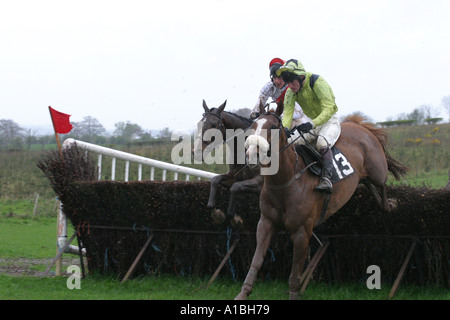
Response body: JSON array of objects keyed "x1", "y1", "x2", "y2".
[{"x1": 343, "y1": 115, "x2": 408, "y2": 180}]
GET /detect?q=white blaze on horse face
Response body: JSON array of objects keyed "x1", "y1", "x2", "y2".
[
  {"x1": 245, "y1": 118, "x2": 267, "y2": 167},
  {"x1": 254, "y1": 118, "x2": 267, "y2": 136},
  {"x1": 244, "y1": 118, "x2": 279, "y2": 175}
]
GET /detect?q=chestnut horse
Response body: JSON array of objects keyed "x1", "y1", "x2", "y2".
[
  {"x1": 194, "y1": 100, "x2": 263, "y2": 223},
  {"x1": 235, "y1": 107, "x2": 407, "y2": 300}
]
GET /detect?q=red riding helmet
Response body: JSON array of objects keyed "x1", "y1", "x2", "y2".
[{"x1": 269, "y1": 58, "x2": 285, "y2": 78}]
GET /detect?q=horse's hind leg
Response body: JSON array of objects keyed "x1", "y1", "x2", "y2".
[
  {"x1": 362, "y1": 179, "x2": 397, "y2": 212},
  {"x1": 380, "y1": 184, "x2": 398, "y2": 211},
  {"x1": 362, "y1": 179, "x2": 383, "y2": 207},
  {"x1": 235, "y1": 217, "x2": 275, "y2": 300}
]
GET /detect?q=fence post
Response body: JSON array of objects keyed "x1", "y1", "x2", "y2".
[
  {"x1": 122, "y1": 235, "x2": 154, "y2": 283},
  {"x1": 33, "y1": 193, "x2": 39, "y2": 217},
  {"x1": 388, "y1": 239, "x2": 417, "y2": 299}
]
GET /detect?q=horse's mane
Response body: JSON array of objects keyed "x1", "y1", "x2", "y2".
[
  {"x1": 342, "y1": 115, "x2": 408, "y2": 179},
  {"x1": 218, "y1": 109, "x2": 254, "y2": 127}
]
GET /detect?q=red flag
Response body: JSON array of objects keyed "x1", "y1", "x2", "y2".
[{"x1": 49, "y1": 106, "x2": 73, "y2": 134}]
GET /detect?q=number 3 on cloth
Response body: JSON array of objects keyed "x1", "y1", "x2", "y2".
[{"x1": 332, "y1": 152, "x2": 354, "y2": 179}]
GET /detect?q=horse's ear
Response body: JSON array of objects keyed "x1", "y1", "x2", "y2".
[
  {"x1": 217, "y1": 100, "x2": 227, "y2": 113},
  {"x1": 258, "y1": 98, "x2": 265, "y2": 114},
  {"x1": 202, "y1": 100, "x2": 209, "y2": 113},
  {"x1": 275, "y1": 100, "x2": 283, "y2": 117}
]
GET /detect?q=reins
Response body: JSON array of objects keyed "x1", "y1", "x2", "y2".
[
  {"x1": 243, "y1": 112, "x2": 329, "y2": 185},
  {"x1": 203, "y1": 108, "x2": 327, "y2": 181}
]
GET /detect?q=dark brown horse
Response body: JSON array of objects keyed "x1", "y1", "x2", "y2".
[
  {"x1": 193, "y1": 100, "x2": 263, "y2": 223},
  {"x1": 235, "y1": 106, "x2": 407, "y2": 300}
]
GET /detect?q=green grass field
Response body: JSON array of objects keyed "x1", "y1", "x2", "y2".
[
  {"x1": 0, "y1": 215, "x2": 448, "y2": 300},
  {"x1": 1, "y1": 272, "x2": 448, "y2": 300},
  {"x1": 388, "y1": 169, "x2": 449, "y2": 188},
  {"x1": 0, "y1": 215, "x2": 57, "y2": 259}
]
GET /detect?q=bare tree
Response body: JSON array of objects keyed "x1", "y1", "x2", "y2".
[
  {"x1": 24, "y1": 128, "x2": 38, "y2": 151},
  {"x1": 70, "y1": 116, "x2": 106, "y2": 142},
  {"x1": 113, "y1": 121, "x2": 144, "y2": 143},
  {"x1": 0, "y1": 119, "x2": 24, "y2": 149},
  {"x1": 407, "y1": 107, "x2": 426, "y2": 124},
  {"x1": 420, "y1": 104, "x2": 440, "y2": 120}
]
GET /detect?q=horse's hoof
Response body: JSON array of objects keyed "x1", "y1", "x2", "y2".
[
  {"x1": 230, "y1": 215, "x2": 243, "y2": 229},
  {"x1": 387, "y1": 198, "x2": 398, "y2": 211},
  {"x1": 211, "y1": 208, "x2": 226, "y2": 224},
  {"x1": 234, "y1": 290, "x2": 248, "y2": 300}
]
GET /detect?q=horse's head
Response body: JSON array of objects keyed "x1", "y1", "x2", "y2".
[
  {"x1": 193, "y1": 100, "x2": 227, "y2": 159},
  {"x1": 245, "y1": 107, "x2": 287, "y2": 171},
  {"x1": 201, "y1": 99, "x2": 227, "y2": 134}
]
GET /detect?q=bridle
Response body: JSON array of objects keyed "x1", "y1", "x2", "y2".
[
  {"x1": 202, "y1": 111, "x2": 226, "y2": 135},
  {"x1": 245, "y1": 112, "x2": 320, "y2": 183},
  {"x1": 202, "y1": 110, "x2": 251, "y2": 146},
  {"x1": 257, "y1": 111, "x2": 290, "y2": 154}
]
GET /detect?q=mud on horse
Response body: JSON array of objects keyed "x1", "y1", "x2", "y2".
[
  {"x1": 235, "y1": 106, "x2": 407, "y2": 300},
  {"x1": 193, "y1": 100, "x2": 263, "y2": 225}
]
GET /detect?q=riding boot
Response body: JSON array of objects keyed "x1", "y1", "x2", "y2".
[{"x1": 315, "y1": 147, "x2": 333, "y2": 193}]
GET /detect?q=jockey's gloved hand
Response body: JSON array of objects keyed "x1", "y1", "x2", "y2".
[
  {"x1": 283, "y1": 127, "x2": 293, "y2": 137},
  {"x1": 295, "y1": 122, "x2": 313, "y2": 133}
]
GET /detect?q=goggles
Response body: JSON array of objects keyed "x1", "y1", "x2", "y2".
[{"x1": 280, "y1": 71, "x2": 300, "y2": 83}]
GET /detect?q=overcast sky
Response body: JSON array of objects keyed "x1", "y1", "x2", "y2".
[{"x1": 1, "y1": 0, "x2": 449, "y2": 134}]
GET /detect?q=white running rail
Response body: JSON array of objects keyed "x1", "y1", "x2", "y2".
[
  {"x1": 54, "y1": 138, "x2": 217, "y2": 274},
  {"x1": 63, "y1": 138, "x2": 217, "y2": 181}
]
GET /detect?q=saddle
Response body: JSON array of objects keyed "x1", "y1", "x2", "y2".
[{"x1": 295, "y1": 144, "x2": 354, "y2": 184}]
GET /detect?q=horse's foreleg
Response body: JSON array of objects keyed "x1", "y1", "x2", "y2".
[
  {"x1": 235, "y1": 217, "x2": 274, "y2": 300},
  {"x1": 207, "y1": 174, "x2": 234, "y2": 209},
  {"x1": 289, "y1": 226, "x2": 311, "y2": 300},
  {"x1": 207, "y1": 175, "x2": 222, "y2": 209},
  {"x1": 227, "y1": 177, "x2": 261, "y2": 217}
]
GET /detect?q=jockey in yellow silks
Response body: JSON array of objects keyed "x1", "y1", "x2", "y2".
[
  {"x1": 251, "y1": 58, "x2": 311, "y2": 124},
  {"x1": 276, "y1": 59, "x2": 341, "y2": 193}
]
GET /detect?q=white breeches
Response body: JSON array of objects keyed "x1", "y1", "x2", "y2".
[{"x1": 289, "y1": 113, "x2": 341, "y2": 151}]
